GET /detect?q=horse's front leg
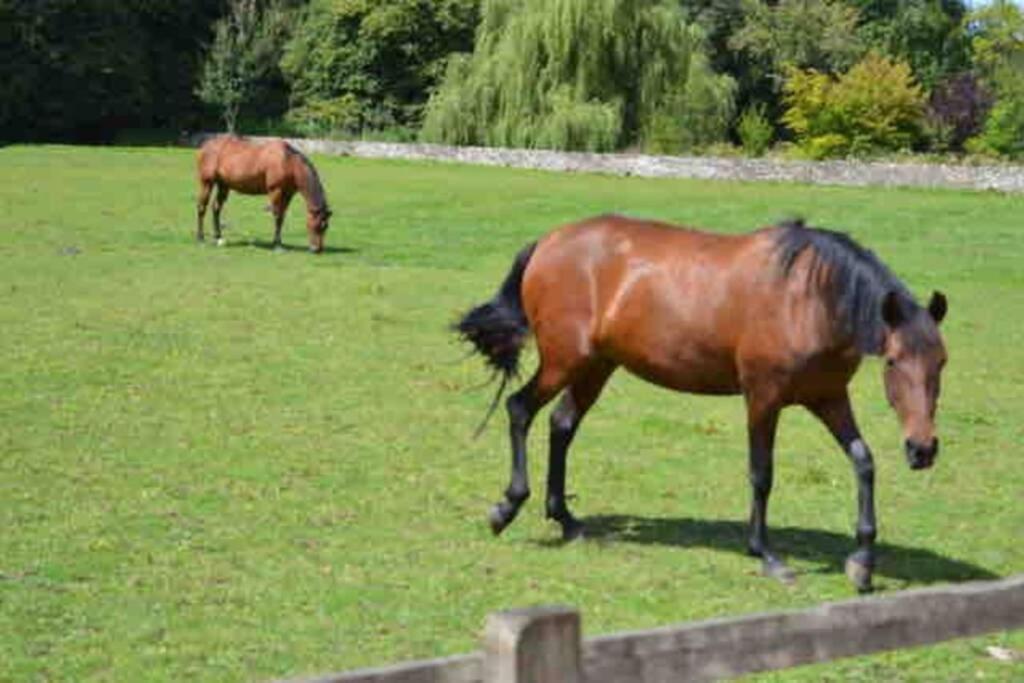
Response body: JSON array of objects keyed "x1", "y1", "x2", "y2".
[
  {"x1": 268, "y1": 189, "x2": 290, "y2": 251},
  {"x1": 809, "y1": 394, "x2": 876, "y2": 592},
  {"x1": 744, "y1": 393, "x2": 793, "y2": 582}
]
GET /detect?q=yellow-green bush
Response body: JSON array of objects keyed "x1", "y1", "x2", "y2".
[{"x1": 782, "y1": 52, "x2": 926, "y2": 159}]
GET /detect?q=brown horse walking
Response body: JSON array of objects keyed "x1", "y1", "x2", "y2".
[
  {"x1": 456, "y1": 214, "x2": 948, "y2": 592},
  {"x1": 196, "y1": 135, "x2": 332, "y2": 252}
]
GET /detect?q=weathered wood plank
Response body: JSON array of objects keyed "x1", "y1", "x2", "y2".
[
  {"x1": 582, "y1": 574, "x2": 1024, "y2": 682},
  {"x1": 484, "y1": 605, "x2": 582, "y2": 683}
]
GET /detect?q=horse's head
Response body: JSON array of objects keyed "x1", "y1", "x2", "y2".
[
  {"x1": 307, "y1": 207, "x2": 332, "y2": 253},
  {"x1": 880, "y1": 290, "x2": 948, "y2": 470}
]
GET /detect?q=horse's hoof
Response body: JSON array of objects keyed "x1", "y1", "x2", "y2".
[
  {"x1": 762, "y1": 558, "x2": 797, "y2": 584},
  {"x1": 845, "y1": 555, "x2": 874, "y2": 593},
  {"x1": 560, "y1": 518, "x2": 585, "y2": 542},
  {"x1": 216, "y1": 238, "x2": 226, "y2": 247},
  {"x1": 488, "y1": 504, "x2": 510, "y2": 536}
]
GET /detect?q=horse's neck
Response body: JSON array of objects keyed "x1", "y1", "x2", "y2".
[{"x1": 293, "y1": 158, "x2": 324, "y2": 212}]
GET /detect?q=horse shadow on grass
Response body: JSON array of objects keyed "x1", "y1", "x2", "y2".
[
  {"x1": 554, "y1": 515, "x2": 1000, "y2": 587},
  {"x1": 224, "y1": 239, "x2": 357, "y2": 255}
]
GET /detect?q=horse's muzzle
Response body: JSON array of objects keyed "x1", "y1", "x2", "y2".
[{"x1": 905, "y1": 438, "x2": 938, "y2": 470}]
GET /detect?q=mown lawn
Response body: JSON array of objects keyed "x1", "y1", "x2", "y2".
[{"x1": 0, "y1": 145, "x2": 1021, "y2": 682}]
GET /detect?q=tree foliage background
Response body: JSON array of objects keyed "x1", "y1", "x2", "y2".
[
  {"x1": 1, "y1": 0, "x2": 1022, "y2": 159},
  {"x1": 420, "y1": 0, "x2": 735, "y2": 152}
]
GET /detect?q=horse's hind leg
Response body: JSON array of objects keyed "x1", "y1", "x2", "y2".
[
  {"x1": 489, "y1": 366, "x2": 567, "y2": 536},
  {"x1": 196, "y1": 181, "x2": 213, "y2": 242},
  {"x1": 546, "y1": 361, "x2": 615, "y2": 540},
  {"x1": 212, "y1": 183, "x2": 230, "y2": 245},
  {"x1": 269, "y1": 189, "x2": 292, "y2": 251}
]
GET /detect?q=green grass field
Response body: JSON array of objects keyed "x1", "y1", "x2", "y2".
[{"x1": 1, "y1": 145, "x2": 1022, "y2": 682}]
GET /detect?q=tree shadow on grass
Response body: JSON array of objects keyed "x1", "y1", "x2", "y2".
[
  {"x1": 561, "y1": 515, "x2": 1000, "y2": 587},
  {"x1": 224, "y1": 239, "x2": 357, "y2": 255}
]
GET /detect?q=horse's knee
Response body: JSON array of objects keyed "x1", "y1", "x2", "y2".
[
  {"x1": 549, "y1": 401, "x2": 576, "y2": 435},
  {"x1": 848, "y1": 439, "x2": 875, "y2": 480}
]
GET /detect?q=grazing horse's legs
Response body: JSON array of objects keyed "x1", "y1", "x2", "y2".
[
  {"x1": 808, "y1": 394, "x2": 877, "y2": 593},
  {"x1": 489, "y1": 368, "x2": 565, "y2": 535},
  {"x1": 269, "y1": 189, "x2": 293, "y2": 250},
  {"x1": 744, "y1": 393, "x2": 793, "y2": 581},
  {"x1": 196, "y1": 181, "x2": 213, "y2": 242},
  {"x1": 211, "y1": 183, "x2": 230, "y2": 245},
  {"x1": 546, "y1": 362, "x2": 615, "y2": 540}
]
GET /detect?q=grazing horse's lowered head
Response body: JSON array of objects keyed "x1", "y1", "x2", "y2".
[{"x1": 306, "y1": 205, "x2": 332, "y2": 254}]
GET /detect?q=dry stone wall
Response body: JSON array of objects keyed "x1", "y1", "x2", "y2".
[{"x1": 191, "y1": 135, "x2": 1024, "y2": 193}]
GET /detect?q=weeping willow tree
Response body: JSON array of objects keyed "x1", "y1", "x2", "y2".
[{"x1": 420, "y1": 0, "x2": 736, "y2": 152}]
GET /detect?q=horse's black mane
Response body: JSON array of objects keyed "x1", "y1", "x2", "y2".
[{"x1": 773, "y1": 219, "x2": 919, "y2": 355}]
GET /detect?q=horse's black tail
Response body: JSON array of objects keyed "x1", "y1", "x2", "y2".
[{"x1": 454, "y1": 242, "x2": 537, "y2": 436}]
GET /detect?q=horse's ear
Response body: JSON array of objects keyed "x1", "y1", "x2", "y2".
[
  {"x1": 881, "y1": 291, "x2": 905, "y2": 328},
  {"x1": 927, "y1": 290, "x2": 947, "y2": 325}
]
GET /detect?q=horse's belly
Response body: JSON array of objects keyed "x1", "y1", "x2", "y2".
[
  {"x1": 611, "y1": 344, "x2": 741, "y2": 395},
  {"x1": 220, "y1": 173, "x2": 267, "y2": 194}
]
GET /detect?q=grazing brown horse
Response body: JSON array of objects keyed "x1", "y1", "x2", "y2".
[
  {"x1": 456, "y1": 214, "x2": 948, "y2": 592},
  {"x1": 196, "y1": 135, "x2": 332, "y2": 252}
]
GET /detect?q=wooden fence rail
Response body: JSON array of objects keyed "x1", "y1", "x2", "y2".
[{"x1": 283, "y1": 574, "x2": 1024, "y2": 683}]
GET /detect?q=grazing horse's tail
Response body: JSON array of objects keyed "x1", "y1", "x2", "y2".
[{"x1": 454, "y1": 242, "x2": 537, "y2": 436}]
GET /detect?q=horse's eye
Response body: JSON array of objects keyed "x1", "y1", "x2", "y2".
[{"x1": 886, "y1": 358, "x2": 896, "y2": 368}]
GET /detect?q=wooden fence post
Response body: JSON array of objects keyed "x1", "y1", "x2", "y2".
[{"x1": 483, "y1": 605, "x2": 581, "y2": 683}]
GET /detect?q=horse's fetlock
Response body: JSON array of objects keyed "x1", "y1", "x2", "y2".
[
  {"x1": 505, "y1": 487, "x2": 530, "y2": 506},
  {"x1": 546, "y1": 496, "x2": 569, "y2": 520},
  {"x1": 856, "y1": 526, "x2": 877, "y2": 545}
]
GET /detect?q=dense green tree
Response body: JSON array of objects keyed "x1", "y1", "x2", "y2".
[
  {"x1": 850, "y1": 0, "x2": 970, "y2": 89},
  {"x1": 730, "y1": 0, "x2": 864, "y2": 75},
  {"x1": 966, "y1": 0, "x2": 1024, "y2": 158},
  {"x1": 0, "y1": 0, "x2": 225, "y2": 142},
  {"x1": 421, "y1": 0, "x2": 735, "y2": 152},
  {"x1": 280, "y1": 0, "x2": 480, "y2": 136},
  {"x1": 197, "y1": 0, "x2": 297, "y2": 132}
]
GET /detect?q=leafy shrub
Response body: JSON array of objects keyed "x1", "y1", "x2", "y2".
[
  {"x1": 737, "y1": 103, "x2": 773, "y2": 156},
  {"x1": 781, "y1": 52, "x2": 925, "y2": 159},
  {"x1": 967, "y1": 83, "x2": 1024, "y2": 160},
  {"x1": 925, "y1": 73, "x2": 993, "y2": 153}
]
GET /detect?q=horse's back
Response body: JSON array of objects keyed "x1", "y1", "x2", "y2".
[
  {"x1": 196, "y1": 135, "x2": 290, "y2": 194},
  {"x1": 522, "y1": 215, "x2": 809, "y2": 395}
]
